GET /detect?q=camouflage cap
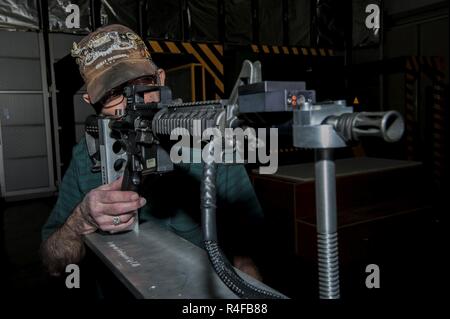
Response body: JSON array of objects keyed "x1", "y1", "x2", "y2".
[{"x1": 71, "y1": 24, "x2": 157, "y2": 104}]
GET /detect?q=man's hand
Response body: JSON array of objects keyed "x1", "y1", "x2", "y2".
[
  {"x1": 75, "y1": 176, "x2": 147, "y2": 234},
  {"x1": 233, "y1": 256, "x2": 263, "y2": 282},
  {"x1": 41, "y1": 177, "x2": 147, "y2": 276}
]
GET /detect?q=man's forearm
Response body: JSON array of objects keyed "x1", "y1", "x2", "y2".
[{"x1": 40, "y1": 207, "x2": 94, "y2": 276}]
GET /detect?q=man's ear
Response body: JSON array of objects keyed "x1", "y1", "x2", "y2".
[
  {"x1": 158, "y1": 69, "x2": 166, "y2": 86},
  {"x1": 83, "y1": 93, "x2": 92, "y2": 104}
]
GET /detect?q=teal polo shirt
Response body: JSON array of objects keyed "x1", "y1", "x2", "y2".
[{"x1": 42, "y1": 138, "x2": 264, "y2": 254}]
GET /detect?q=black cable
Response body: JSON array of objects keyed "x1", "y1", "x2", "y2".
[{"x1": 201, "y1": 141, "x2": 287, "y2": 299}]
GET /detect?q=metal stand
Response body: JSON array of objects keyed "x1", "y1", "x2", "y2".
[
  {"x1": 314, "y1": 149, "x2": 340, "y2": 299},
  {"x1": 293, "y1": 100, "x2": 404, "y2": 299}
]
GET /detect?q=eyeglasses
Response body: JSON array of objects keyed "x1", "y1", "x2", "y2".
[{"x1": 101, "y1": 75, "x2": 159, "y2": 108}]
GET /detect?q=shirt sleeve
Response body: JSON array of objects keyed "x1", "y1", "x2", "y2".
[{"x1": 41, "y1": 147, "x2": 84, "y2": 241}]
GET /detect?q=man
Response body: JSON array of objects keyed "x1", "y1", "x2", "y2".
[{"x1": 41, "y1": 24, "x2": 263, "y2": 283}]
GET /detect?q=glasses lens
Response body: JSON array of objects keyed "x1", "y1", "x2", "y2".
[
  {"x1": 100, "y1": 75, "x2": 158, "y2": 106},
  {"x1": 101, "y1": 88, "x2": 124, "y2": 106}
]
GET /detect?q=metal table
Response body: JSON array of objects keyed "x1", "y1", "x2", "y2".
[{"x1": 85, "y1": 221, "x2": 283, "y2": 299}]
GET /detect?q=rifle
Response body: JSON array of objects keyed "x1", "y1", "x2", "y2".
[{"x1": 85, "y1": 60, "x2": 404, "y2": 299}]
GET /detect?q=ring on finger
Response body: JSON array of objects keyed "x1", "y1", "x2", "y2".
[{"x1": 112, "y1": 216, "x2": 121, "y2": 226}]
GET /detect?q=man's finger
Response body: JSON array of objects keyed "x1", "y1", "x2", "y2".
[
  {"x1": 98, "y1": 190, "x2": 139, "y2": 203},
  {"x1": 101, "y1": 216, "x2": 136, "y2": 233},
  {"x1": 98, "y1": 176, "x2": 124, "y2": 191},
  {"x1": 96, "y1": 211, "x2": 137, "y2": 228},
  {"x1": 100, "y1": 198, "x2": 146, "y2": 215}
]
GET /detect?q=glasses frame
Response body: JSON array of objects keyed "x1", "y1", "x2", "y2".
[{"x1": 100, "y1": 74, "x2": 159, "y2": 108}]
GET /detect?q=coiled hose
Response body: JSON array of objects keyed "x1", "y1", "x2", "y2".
[{"x1": 201, "y1": 140, "x2": 287, "y2": 299}]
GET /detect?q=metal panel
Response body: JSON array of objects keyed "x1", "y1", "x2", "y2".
[
  {"x1": 4, "y1": 157, "x2": 49, "y2": 192},
  {"x1": 0, "y1": 94, "x2": 44, "y2": 125},
  {"x1": 2, "y1": 126, "x2": 47, "y2": 158},
  {"x1": 49, "y1": 33, "x2": 85, "y2": 61},
  {"x1": 0, "y1": 31, "x2": 40, "y2": 58},
  {"x1": 85, "y1": 221, "x2": 285, "y2": 298},
  {"x1": 0, "y1": 31, "x2": 56, "y2": 199},
  {"x1": 0, "y1": 58, "x2": 42, "y2": 91}
]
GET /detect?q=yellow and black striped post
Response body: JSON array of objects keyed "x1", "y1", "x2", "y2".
[{"x1": 147, "y1": 40, "x2": 337, "y2": 100}]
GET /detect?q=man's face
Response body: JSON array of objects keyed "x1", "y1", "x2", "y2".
[{"x1": 84, "y1": 69, "x2": 166, "y2": 116}]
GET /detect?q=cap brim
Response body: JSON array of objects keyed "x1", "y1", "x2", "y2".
[{"x1": 87, "y1": 59, "x2": 158, "y2": 104}]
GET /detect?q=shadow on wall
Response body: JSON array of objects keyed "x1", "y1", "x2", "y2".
[{"x1": 54, "y1": 54, "x2": 84, "y2": 175}]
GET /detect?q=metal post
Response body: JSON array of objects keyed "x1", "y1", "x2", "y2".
[{"x1": 314, "y1": 148, "x2": 340, "y2": 299}]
